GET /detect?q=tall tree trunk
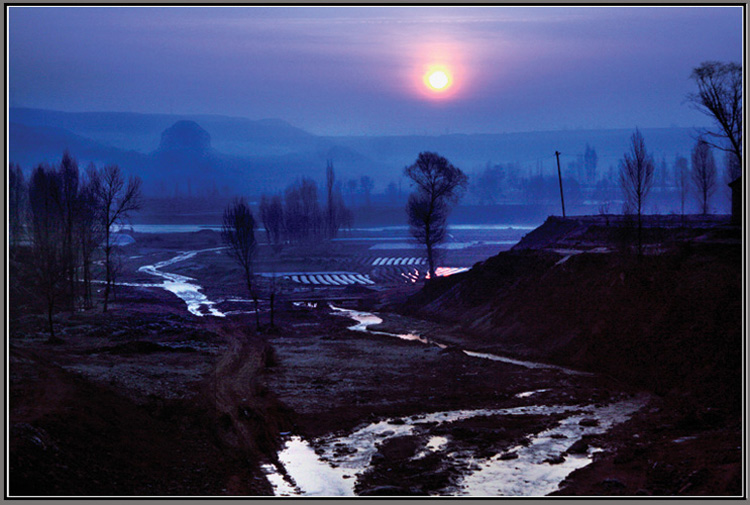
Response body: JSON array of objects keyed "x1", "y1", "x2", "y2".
[
  {"x1": 637, "y1": 212, "x2": 643, "y2": 257},
  {"x1": 103, "y1": 245, "x2": 111, "y2": 313},
  {"x1": 703, "y1": 187, "x2": 708, "y2": 215},
  {"x1": 67, "y1": 226, "x2": 76, "y2": 314},
  {"x1": 426, "y1": 242, "x2": 436, "y2": 281},
  {"x1": 270, "y1": 292, "x2": 275, "y2": 327},
  {"x1": 47, "y1": 294, "x2": 56, "y2": 342},
  {"x1": 254, "y1": 296, "x2": 260, "y2": 331},
  {"x1": 245, "y1": 269, "x2": 260, "y2": 331},
  {"x1": 82, "y1": 258, "x2": 92, "y2": 309}
]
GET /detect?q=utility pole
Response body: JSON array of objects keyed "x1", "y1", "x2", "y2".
[{"x1": 555, "y1": 151, "x2": 566, "y2": 218}]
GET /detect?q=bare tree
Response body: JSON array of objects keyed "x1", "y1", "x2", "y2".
[
  {"x1": 222, "y1": 198, "x2": 260, "y2": 330},
  {"x1": 619, "y1": 129, "x2": 655, "y2": 256},
  {"x1": 260, "y1": 194, "x2": 272, "y2": 244},
  {"x1": 28, "y1": 164, "x2": 65, "y2": 341},
  {"x1": 259, "y1": 193, "x2": 284, "y2": 327},
  {"x1": 688, "y1": 61, "x2": 742, "y2": 169},
  {"x1": 9, "y1": 162, "x2": 28, "y2": 254},
  {"x1": 725, "y1": 149, "x2": 742, "y2": 183},
  {"x1": 283, "y1": 182, "x2": 304, "y2": 243},
  {"x1": 691, "y1": 140, "x2": 717, "y2": 215},
  {"x1": 77, "y1": 167, "x2": 103, "y2": 309},
  {"x1": 407, "y1": 192, "x2": 447, "y2": 279},
  {"x1": 673, "y1": 155, "x2": 690, "y2": 220},
  {"x1": 260, "y1": 193, "x2": 284, "y2": 251},
  {"x1": 58, "y1": 151, "x2": 80, "y2": 312},
  {"x1": 93, "y1": 165, "x2": 142, "y2": 312},
  {"x1": 300, "y1": 177, "x2": 322, "y2": 240},
  {"x1": 345, "y1": 179, "x2": 358, "y2": 207},
  {"x1": 359, "y1": 175, "x2": 374, "y2": 208},
  {"x1": 584, "y1": 144, "x2": 598, "y2": 185},
  {"x1": 405, "y1": 152, "x2": 468, "y2": 280},
  {"x1": 323, "y1": 163, "x2": 349, "y2": 240},
  {"x1": 282, "y1": 178, "x2": 323, "y2": 244},
  {"x1": 326, "y1": 161, "x2": 337, "y2": 239}
]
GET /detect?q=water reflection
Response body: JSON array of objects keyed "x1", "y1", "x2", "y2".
[
  {"x1": 137, "y1": 248, "x2": 226, "y2": 317},
  {"x1": 331, "y1": 305, "x2": 588, "y2": 374},
  {"x1": 266, "y1": 396, "x2": 648, "y2": 497}
]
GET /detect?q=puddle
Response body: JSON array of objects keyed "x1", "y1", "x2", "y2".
[
  {"x1": 266, "y1": 396, "x2": 649, "y2": 497},
  {"x1": 515, "y1": 389, "x2": 551, "y2": 398},
  {"x1": 453, "y1": 395, "x2": 648, "y2": 496},
  {"x1": 264, "y1": 436, "x2": 356, "y2": 496}
]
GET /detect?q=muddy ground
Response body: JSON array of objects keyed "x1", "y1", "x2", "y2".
[{"x1": 8, "y1": 224, "x2": 745, "y2": 497}]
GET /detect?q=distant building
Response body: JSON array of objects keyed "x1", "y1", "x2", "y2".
[{"x1": 729, "y1": 176, "x2": 742, "y2": 225}]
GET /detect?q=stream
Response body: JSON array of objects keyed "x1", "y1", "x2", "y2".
[
  {"x1": 263, "y1": 306, "x2": 647, "y2": 497},
  {"x1": 329, "y1": 306, "x2": 591, "y2": 376},
  {"x1": 135, "y1": 248, "x2": 227, "y2": 317}
]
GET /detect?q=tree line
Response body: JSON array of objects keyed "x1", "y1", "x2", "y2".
[
  {"x1": 9, "y1": 151, "x2": 142, "y2": 340},
  {"x1": 257, "y1": 161, "x2": 354, "y2": 250},
  {"x1": 617, "y1": 60, "x2": 741, "y2": 255},
  {"x1": 221, "y1": 162, "x2": 353, "y2": 330}
]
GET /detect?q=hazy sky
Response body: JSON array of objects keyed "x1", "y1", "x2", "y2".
[{"x1": 8, "y1": 6, "x2": 743, "y2": 136}]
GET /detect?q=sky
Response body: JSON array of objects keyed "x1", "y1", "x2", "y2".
[{"x1": 7, "y1": 5, "x2": 744, "y2": 136}]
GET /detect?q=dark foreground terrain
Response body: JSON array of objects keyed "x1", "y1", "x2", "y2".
[{"x1": 7, "y1": 215, "x2": 744, "y2": 496}]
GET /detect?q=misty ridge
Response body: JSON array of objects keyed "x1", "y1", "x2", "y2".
[{"x1": 9, "y1": 106, "x2": 730, "y2": 219}]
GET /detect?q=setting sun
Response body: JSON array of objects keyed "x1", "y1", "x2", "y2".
[
  {"x1": 428, "y1": 70, "x2": 449, "y2": 89},
  {"x1": 423, "y1": 65, "x2": 453, "y2": 93}
]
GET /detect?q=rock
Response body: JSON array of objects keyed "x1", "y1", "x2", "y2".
[
  {"x1": 370, "y1": 452, "x2": 386, "y2": 465},
  {"x1": 499, "y1": 451, "x2": 518, "y2": 460},
  {"x1": 544, "y1": 454, "x2": 566, "y2": 465},
  {"x1": 333, "y1": 445, "x2": 357, "y2": 456},
  {"x1": 579, "y1": 418, "x2": 599, "y2": 427},
  {"x1": 566, "y1": 439, "x2": 589, "y2": 454}
]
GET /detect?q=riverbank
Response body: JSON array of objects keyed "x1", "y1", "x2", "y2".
[{"x1": 394, "y1": 215, "x2": 743, "y2": 495}]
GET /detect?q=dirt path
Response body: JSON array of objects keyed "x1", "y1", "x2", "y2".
[{"x1": 8, "y1": 294, "x2": 282, "y2": 496}]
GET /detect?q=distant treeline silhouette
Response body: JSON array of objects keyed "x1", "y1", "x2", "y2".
[{"x1": 258, "y1": 161, "x2": 353, "y2": 248}]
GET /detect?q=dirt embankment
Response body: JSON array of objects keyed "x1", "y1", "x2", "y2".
[
  {"x1": 399, "y1": 217, "x2": 742, "y2": 404},
  {"x1": 395, "y1": 216, "x2": 743, "y2": 496},
  {"x1": 8, "y1": 289, "x2": 291, "y2": 497}
]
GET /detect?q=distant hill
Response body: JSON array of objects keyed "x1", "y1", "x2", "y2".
[
  {"x1": 8, "y1": 116, "x2": 381, "y2": 196},
  {"x1": 8, "y1": 122, "x2": 151, "y2": 174},
  {"x1": 9, "y1": 107, "x2": 320, "y2": 156},
  {"x1": 9, "y1": 107, "x2": 702, "y2": 195}
]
